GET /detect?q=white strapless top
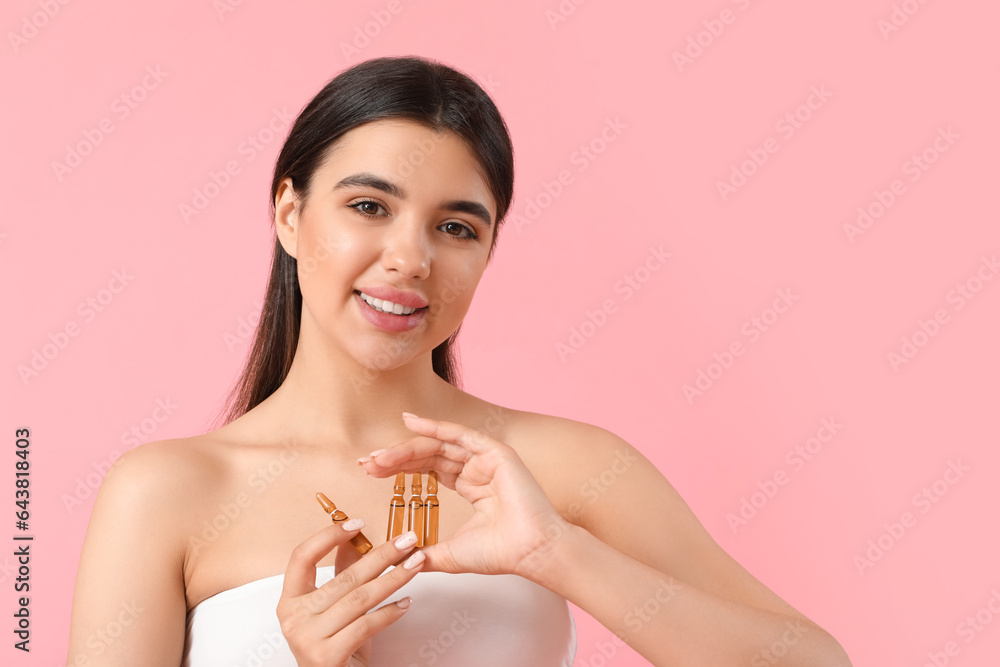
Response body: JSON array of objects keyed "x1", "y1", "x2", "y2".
[{"x1": 182, "y1": 566, "x2": 576, "y2": 666}]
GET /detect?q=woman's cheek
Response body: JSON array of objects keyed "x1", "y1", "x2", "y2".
[{"x1": 296, "y1": 226, "x2": 350, "y2": 278}]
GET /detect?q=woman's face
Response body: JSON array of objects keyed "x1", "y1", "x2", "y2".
[{"x1": 274, "y1": 118, "x2": 497, "y2": 373}]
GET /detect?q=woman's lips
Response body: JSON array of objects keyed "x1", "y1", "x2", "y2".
[{"x1": 353, "y1": 291, "x2": 427, "y2": 332}]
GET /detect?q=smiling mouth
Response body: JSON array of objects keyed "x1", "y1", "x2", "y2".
[{"x1": 354, "y1": 290, "x2": 427, "y2": 316}]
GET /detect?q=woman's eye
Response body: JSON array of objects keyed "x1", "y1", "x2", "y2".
[
  {"x1": 349, "y1": 200, "x2": 388, "y2": 217},
  {"x1": 440, "y1": 221, "x2": 478, "y2": 241}
]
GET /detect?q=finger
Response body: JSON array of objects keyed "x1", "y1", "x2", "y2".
[
  {"x1": 311, "y1": 529, "x2": 419, "y2": 608},
  {"x1": 359, "y1": 452, "x2": 464, "y2": 481},
  {"x1": 362, "y1": 465, "x2": 461, "y2": 491},
  {"x1": 281, "y1": 519, "x2": 365, "y2": 598},
  {"x1": 409, "y1": 542, "x2": 460, "y2": 574},
  {"x1": 334, "y1": 527, "x2": 364, "y2": 575},
  {"x1": 360, "y1": 434, "x2": 470, "y2": 467},
  {"x1": 326, "y1": 595, "x2": 414, "y2": 658},
  {"x1": 322, "y1": 548, "x2": 425, "y2": 634},
  {"x1": 313, "y1": 533, "x2": 426, "y2": 634},
  {"x1": 401, "y1": 412, "x2": 505, "y2": 455}
]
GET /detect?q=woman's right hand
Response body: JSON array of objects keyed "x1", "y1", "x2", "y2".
[{"x1": 276, "y1": 518, "x2": 424, "y2": 667}]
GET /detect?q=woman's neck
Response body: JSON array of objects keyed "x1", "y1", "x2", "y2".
[{"x1": 236, "y1": 341, "x2": 465, "y2": 458}]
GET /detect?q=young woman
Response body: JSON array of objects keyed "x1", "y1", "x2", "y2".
[{"x1": 67, "y1": 56, "x2": 853, "y2": 666}]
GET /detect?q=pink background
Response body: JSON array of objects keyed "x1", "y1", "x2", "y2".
[{"x1": 3, "y1": 1, "x2": 999, "y2": 665}]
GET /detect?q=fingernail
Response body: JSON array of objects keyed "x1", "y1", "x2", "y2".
[
  {"x1": 357, "y1": 456, "x2": 371, "y2": 465},
  {"x1": 394, "y1": 530, "x2": 418, "y2": 550},
  {"x1": 342, "y1": 518, "x2": 365, "y2": 531},
  {"x1": 369, "y1": 449, "x2": 387, "y2": 458},
  {"x1": 402, "y1": 411, "x2": 418, "y2": 420},
  {"x1": 396, "y1": 596, "x2": 412, "y2": 609},
  {"x1": 403, "y1": 550, "x2": 425, "y2": 570}
]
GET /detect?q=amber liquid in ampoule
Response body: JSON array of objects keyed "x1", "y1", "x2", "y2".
[
  {"x1": 424, "y1": 470, "x2": 439, "y2": 546},
  {"x1": 387, "y1": 473, "x2": 407, "y2": 541},
  {"x1": 407, "y1": 473, "x2": 425, "y2": 547},
  {"x1": 316, "y1": 492, "x2": 373, "y2": 554}
]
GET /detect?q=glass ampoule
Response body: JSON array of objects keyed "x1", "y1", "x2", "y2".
[
  {"x1": 316, "y1": 492, "x2": 373, "y2": 554},
  {"x1": 387, "y1": 473, "x2": 406, "y2": 541},
  {"x1": 406, "y1": 472, "x2": 425, "y2": 547},
  {"x1": 424, "y1": 470, "x2": 439, "y2": 546}
]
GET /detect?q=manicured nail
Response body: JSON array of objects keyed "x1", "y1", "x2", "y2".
[
  {"x1": 402, "y1": 411, "x2": 418, "y2": 420},
  {"x1": 396, "y1": 596, "x2": 412, "y2": 609},
  {"x1": 357, "y1": 456, "x2": 371, "y2": 465},
  {"x1": 394, "y1": 530, "x2": 418, "y2": 550},
  {"x1": 403, "y1": 550, "x2": 425, "y2": 570},
  {"x1": 342, "y1": 518, "x2": 365, "y2": 531},
  {"x1": 369, "y1": 449, "x2": 387, "y2": 458}
]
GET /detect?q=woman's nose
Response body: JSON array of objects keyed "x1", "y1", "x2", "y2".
[{"x1": 381, "y1": 222, "x2": 431, "y2": 280}]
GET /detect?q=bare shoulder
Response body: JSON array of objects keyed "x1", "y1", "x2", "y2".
[
  {"x1": 106, "y1": 434, "x2": 225, "y2": 489},
  {"x1": 67, "y1": 434, "x2": 228, "y2": 665},
  {"x1": 488, "y1": 404, "x2": 815, "y2": 623},
  {"x1": 102, "y1": 435, "x2": 229, "y2": 519},
  {"x1": 497, "y1": 406, "x2": 635, "y2": 463},
  {"x1": 484, "y1": 405, "x2": 667, "y2": 528},
  {"x1": 93, "y1": 434, "x2": 229, "y2": 560}
]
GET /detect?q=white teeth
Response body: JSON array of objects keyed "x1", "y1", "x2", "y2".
[{"x1": 359, "y1": 292, "x2": 417, "y2": 315}]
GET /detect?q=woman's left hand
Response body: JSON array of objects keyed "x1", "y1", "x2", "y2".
[{"x1": 357, "y1": 412, "x2": 571, "y2": 580}]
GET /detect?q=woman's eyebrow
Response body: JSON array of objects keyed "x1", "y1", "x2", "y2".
[
  {"x1": 441, "y1": 199, "x2": 492, "y2": 228},
  {"x1": 334, "y1": 172, "x2": 403, "y2": 198},
  {"x1": 333, "y1": 172, "x2": 492, "y2": 228}
]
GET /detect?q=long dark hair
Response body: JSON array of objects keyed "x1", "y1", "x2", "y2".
[{"x1": 213, "y1": 56, "x2": 514, "y2": 428}]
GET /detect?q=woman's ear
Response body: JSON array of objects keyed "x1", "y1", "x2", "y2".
[{"x1": 274, "y1": 177, "x2": 299, "y2": 259}]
